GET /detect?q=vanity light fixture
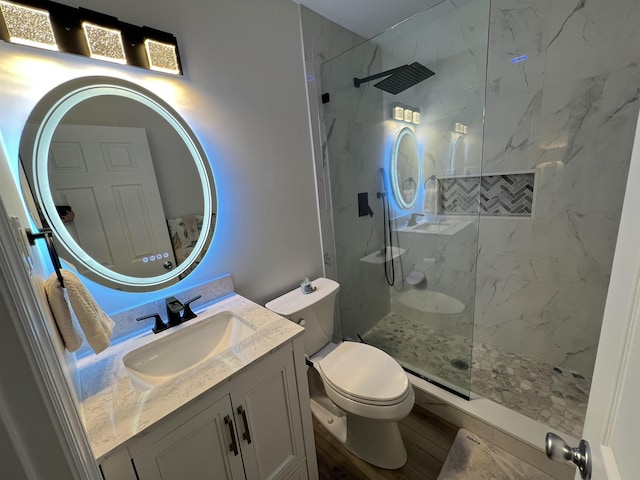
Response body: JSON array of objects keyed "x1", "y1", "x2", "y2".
[
  {"x1": 0, "y1": 1, "x2": 58, "y2": 51},
  {"x1": 0, "y1": 0, "x2": 183, "y2": 75},
  {"x1": 392, "y1": 103, "x2": 420, "y2": 125},
  {"x1": 144, "y1": 38, "x2": 180, "y2": 75},
  {"x1": 393, "y1": 105, "x2": 405, "y2": 121},
  {"x1": 82, "y1": 22, "x2": 126, "y2": 64},
  {"x1": 455, "y1": 122, "x2": 468, "y2": 134}
]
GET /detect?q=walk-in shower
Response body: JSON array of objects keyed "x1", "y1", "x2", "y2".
[{"x1": 314, "y1": 0, "x2": 640, "y2": 441}]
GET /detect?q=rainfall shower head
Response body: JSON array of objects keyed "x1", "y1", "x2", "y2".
[{"x1": 353, "y1": 62, "x2": 435, "y2": 95}]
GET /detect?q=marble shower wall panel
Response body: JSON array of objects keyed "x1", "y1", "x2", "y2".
[
  {"x1": 381, "y1": 0, "x2": 490, "y2": 181},
  {"x1": 300, "y1": 7, "x2": 364, "y2": 340},
  {"x1": 321, "y1": 43, "x2": 392, "y2": 339},
  {"x1": 475, "y1": 0, "x2": 640, "y2": 377}
]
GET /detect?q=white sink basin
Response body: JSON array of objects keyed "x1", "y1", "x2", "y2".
[
  {"x1": 412, "y1": 221, "x2": 455, "y2": 234},
  {"x1": 123, "y1": 311, "x2": 257, "y2": 389},
  {"x1": 397, "y1": 218, "x2": 471, "y2": 236}
]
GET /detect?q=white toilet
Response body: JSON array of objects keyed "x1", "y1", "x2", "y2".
[{"x1": 265, "y1": 277, "x2": 415, "y2": 469}]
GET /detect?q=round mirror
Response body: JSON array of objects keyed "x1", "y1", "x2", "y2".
[
  {"x1": 20, "y1": 77, "x2": 216, "y2": 291},
  {"x1": 391, "y1": 127, "x2": 419, "y2": 210}
]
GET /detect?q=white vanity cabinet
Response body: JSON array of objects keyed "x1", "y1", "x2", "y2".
[{"x1": 99, "y1": 343, "x2": 313, "y2": 480}]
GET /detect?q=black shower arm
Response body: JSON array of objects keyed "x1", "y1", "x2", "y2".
[{"x1": 353, "y1": 65, "x2": 409, "y2": 88}]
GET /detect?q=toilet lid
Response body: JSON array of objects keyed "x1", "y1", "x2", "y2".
[{"x1": 317, "y1": 342, "x2": 409, "y2": 404}]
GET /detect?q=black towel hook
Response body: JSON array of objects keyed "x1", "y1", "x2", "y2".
[{"x1": 26, "y1": 228, "x2": 65, "y2": 289}]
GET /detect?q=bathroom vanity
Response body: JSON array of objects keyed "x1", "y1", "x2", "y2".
[{"x1": 80, "y1": 292, "x2": 317, "y2": 480}]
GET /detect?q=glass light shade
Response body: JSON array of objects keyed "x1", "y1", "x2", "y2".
[
  {"x1": 412, "y1": 111, "x2": 420, "y2": 124},
  {"x1": 82, "y1": 22, "x2": 126, "y2": 64},
  {"x1": 144, "y1": 39, "x2": 180, "y2": 74},
  {"x1": 393, "y1": 106, "x2": 404, "y2": 121},
  {"x1": 0, "y1": 1, "x2": 58, "y2": 50},
  {"x1": 404, "y1": 109, "x2": 413, "y2": 123}
]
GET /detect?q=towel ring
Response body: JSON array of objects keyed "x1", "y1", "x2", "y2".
[{"x1": 26, "y1": 228, "x2": 65, "y2": 289}]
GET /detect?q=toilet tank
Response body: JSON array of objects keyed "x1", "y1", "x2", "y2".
[{"x1": 265, "y1": 278, "x2": 340, "y2": 355}]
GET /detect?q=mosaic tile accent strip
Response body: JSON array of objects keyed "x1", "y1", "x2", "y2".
[
  {"x1": 440, "y1": 176, "x2": 480, "y2": 214},
  {"x1": 440, "y1": 173, "x2": 535, "y2": 217},
  {"x1": 480, "y1": 173, "x2": 534, "y2": 216}
]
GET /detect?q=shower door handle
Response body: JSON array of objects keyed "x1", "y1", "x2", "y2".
[{"x1": 545, "y1": 432, "x2": 592, "y2": 479}]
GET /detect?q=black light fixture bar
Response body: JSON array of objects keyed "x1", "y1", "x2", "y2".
[{"x1": 0, "y1": 0, "x2": 182, "y2": 74}]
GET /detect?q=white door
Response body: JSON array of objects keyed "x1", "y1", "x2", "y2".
[
  {"x1": 48, "y1": 125, "x2": 175, "y2": 277},
  {"x1": 565, "y1": 115, "x2": 640, "y2": 479}
]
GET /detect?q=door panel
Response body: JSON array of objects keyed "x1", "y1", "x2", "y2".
[
  {"x1": 48, "y1": 125, "x2": 175, "y2": 277},
  {"x1": 576, "y1": 108, "x2": 640, "y2": 479}
]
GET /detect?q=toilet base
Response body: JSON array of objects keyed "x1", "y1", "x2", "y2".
[
  {"x1": 310, "y1": 398, "x2": 408, "y2": 470},
  {"x1": 343, "y1": 415, "x2": 408, "y2": 469}
]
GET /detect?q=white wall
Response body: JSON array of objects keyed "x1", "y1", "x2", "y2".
[{"x1": 0, "y1": 0, "x2": 324, "y2": 316}]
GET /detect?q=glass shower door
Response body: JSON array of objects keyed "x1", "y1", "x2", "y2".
[{"x1": 320, "y1": 0, "x2": 490, "y2": 399}]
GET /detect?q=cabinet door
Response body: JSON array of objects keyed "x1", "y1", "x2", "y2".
[
  {"x1": 232, "y1": 346, "x2": 305, "y2": 480},
  {"x1": 132, "y1": 395, "x2": 246, "y2": 480}
]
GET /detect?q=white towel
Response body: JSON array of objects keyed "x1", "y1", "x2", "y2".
[
  {"x1": 44, "y1": 269, "x2": 115, "y2": 354},
  {"x1": 423, "y1": 175, "x2": 441, "y2": 214}
]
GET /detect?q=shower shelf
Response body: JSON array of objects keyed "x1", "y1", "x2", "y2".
[{"x1": 359, "y1": 246, "x2": 406, "y2": 264}]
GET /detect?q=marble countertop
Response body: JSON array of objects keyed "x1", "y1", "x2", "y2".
[{"x1": 78, "y1": 293, "x2": 303, "y2": 460}]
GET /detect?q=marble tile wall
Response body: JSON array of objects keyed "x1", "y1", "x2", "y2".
[
  {"x1": 304, "y1": 0, "x2": 640, "y2": 389},
  {"x1": 475, "y1": 0, "x2": 640, "y2": 377},
  {"x1": 302, "y1": 6, "x2": 394, "y2": 340},
  {"x1": 300, "y1": 7, "x2": 365, "y2": 340},
  {"x1": 314, "y1": 0, "x2": 490, "y2": 341},
  {"x1": 320, "y1": 41, "x2": 391, "y2": 340}
]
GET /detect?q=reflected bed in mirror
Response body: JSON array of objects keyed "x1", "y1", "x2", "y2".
[
  {"x1": 20, "y1": 77, "x2": 217, "y2": 292},
  {"x1": 391, "y1": 127, "x2": 419, "y2": 210}
]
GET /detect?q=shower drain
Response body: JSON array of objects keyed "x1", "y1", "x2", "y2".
[{"x1": 450, "y1": 359, "x2": 470, "y2": 370}]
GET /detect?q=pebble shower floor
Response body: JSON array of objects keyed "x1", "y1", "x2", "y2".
[{"x1": 363, "y1": 313, "x2": 590, "y2": 439}]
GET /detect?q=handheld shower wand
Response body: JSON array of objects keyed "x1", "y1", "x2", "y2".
[{"x1": 378, "y1": 168, "x2": 395, "y2": 286}]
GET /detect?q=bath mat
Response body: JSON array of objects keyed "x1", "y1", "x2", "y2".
[{"x1": 437, "y1": 429, "x2": 554, "y2": 480}]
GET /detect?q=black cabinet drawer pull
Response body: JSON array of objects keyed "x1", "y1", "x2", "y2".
[
  {"x1": 237, "y1": 406, "x2": 252, "y2": 444},
  {"x1": 224, "y1": 415, "x2": 239, "y2": 455}
]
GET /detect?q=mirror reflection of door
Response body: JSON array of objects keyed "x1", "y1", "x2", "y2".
[{"x1": 48, "y1": 125, "x2": 176, "y2": 277}]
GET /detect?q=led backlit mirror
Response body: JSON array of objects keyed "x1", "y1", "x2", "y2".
[
  {"x1": 391, "y1": 127, "x2": 419, "y2": 210},
  {"x1": 20, "y1": 77, "x2": 216, "y2": 291}
]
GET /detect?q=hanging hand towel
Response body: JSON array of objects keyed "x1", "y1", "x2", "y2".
[
  {"x1": 423, "y1": 175, "x2": 441, "y2": 214},
  {"x1": 44, "y1": 269, "x2": 115, "y2": 354},
  {"x1": 45, "y1": 274, "x2": 83, "y2": 352}
]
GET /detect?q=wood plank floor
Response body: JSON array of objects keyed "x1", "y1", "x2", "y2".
[{"x1": 313, "y1": 404, "x2": 458, "y2": 480}]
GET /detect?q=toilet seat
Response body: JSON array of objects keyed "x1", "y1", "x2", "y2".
[{"x1": 317, "y1": 342, "x2": 410, "y2": 406}]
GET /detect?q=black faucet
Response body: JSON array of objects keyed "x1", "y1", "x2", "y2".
[
  {"x1": 165, "y1": 296, "x2": 185, "y2": 327},
  {"x1": 181, "y1": 295, "x2": 202, "y2": 321},
  {"x1": 136, "y1": 313, "x2": 167, "y2": 334}
]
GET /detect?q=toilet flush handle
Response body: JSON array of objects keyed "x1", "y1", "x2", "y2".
[{"x1": 300, "y1": 278, "x2": 316, "y2": 294}]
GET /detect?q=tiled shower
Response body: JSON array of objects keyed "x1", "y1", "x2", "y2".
[{"x1": 301, "y1": 0, "x2": 640, "y2": 439}]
